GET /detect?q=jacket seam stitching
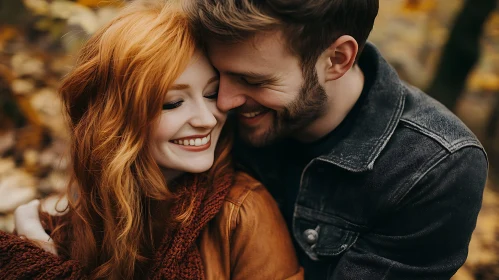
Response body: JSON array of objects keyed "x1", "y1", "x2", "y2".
[
  {"x1": 318, "y1": 89, "x2": 405, "y2": 172},
  {"x1": 400, "y1": 119, "x2": 451, "y2": 150},
  {"x1": 294, "y1": 204, "x2": 370, "y2": 232},
  {"x1": 225, "y1": 185, "x2": 254, "y2": 206},
  {"x1": 380, "y1": 263, "x2": 394, "y2": 280},
  {"x1": 400, "y1": 119, "x2": 482, "y2": 152},
  {"x1": 227, "y1": 203, "x2": 235, "y2": 244},
  {"x1": 227, "y1": 187, "x2": 256, "y2": 243},
  {"x1": 388, "y1": 149, "x2": 450, "y2": 210},
  {"x1": 366, "y1": 88, "x2": 406, "y2": 168},
  {"x1": 403, "y1": 146, "x2": 487, "y2": 200}
]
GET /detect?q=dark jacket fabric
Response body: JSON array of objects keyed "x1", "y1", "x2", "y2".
[{"x1": 233, "y1": 42, "x2": 488, "y2": 280}]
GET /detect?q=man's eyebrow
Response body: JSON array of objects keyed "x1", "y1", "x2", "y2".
[{"x1": 226, "y1": 71, "x2": 279, "y2": 83}]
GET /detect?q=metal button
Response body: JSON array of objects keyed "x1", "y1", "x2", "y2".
[{"x1": 303, "y1": 229, "x2": 319, "y2": 245}]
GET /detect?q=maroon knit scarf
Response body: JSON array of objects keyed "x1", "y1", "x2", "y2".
[
  {"x1": 148, "y1": 169, "x2": 234, "y2": 279},
  {"x1": 0, "y1": 170, "x2": 234, "y2": 280}
]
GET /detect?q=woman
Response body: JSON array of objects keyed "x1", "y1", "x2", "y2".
[{"x1": 0, "y1": 1, "x2": 302, "y2": 279}]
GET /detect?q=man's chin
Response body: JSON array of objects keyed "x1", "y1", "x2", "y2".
[{"x1": 238, "y1": 126, "x2": 275, "y2": 147}]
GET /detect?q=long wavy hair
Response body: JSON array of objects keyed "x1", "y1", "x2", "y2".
[{"x1": 46, "y1": 1, "x2": 232, "y2": 279}]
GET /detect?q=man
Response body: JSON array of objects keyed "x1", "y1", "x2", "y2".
[{"x1": 186, "y1": 0, "x2": 488, "y2": 279}]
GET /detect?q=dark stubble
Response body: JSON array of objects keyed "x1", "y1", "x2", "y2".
[{"x1": 239, "y1": 67, "x2": 328, "y2": 147}]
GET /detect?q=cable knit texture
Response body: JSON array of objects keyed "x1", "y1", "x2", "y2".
[
  {"x1": 0, "y1": 232, "x2": 86, "y2": 279},
  {"x1": 0, "y1": 169, "x2": 234, "y2": 280}
]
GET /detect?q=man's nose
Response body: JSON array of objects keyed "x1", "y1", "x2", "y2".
[{"x1": 217, "y1": 78, "x2": 246, "y2": 112}]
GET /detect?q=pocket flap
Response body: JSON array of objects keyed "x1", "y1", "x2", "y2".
[
  {"x1": 314, "y1": 224, "x2": 358, "y2": 256},
  {"x1": 293, "y1": 207, "x2": 360, "y2": 261}
]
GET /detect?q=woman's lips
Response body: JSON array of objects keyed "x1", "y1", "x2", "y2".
[{"x1": 169, "y1": 134, "x2": 211, "y2": 152}]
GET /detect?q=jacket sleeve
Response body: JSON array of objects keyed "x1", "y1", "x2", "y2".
[
  {"x1": 0, "y1": 230, "x2": 86, "y2": 279},
  {"x1": 332, "y1": 147, "x2": 488, "y2": 279},
  {"x1": 229, "y1": 183, "x2": 304, "y2": 280}
]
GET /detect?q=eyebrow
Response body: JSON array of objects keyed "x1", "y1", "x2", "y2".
[
  {"x1": 226, "y1": 71, "x2": 279, "y2": 83},
  {"x1": 169, "y1": 76, "x2": 219, "y2": 90}
]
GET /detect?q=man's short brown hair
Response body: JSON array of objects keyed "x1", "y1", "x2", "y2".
[{"x1": 186, "y1": 0, "x2": 379, "y2": 67}]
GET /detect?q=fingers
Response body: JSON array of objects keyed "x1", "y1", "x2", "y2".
[
  {"x1": 14, "y1": 199, "x2": 43, "y2": 234},
  {"x1": 14, "y1": 199, "x2": 58, "y2": 256},
  {"x1": 32, "y1": 238, "x2": 58, "y2": 256}
]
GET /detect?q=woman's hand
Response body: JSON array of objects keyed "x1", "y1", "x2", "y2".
[{"x1": 14, "y1": 199, "x2": 58, "y2": 256}]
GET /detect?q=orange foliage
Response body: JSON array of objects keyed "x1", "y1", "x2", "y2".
[{"x1": 402, "y1": 0, "x2": 436, "y2": 13}]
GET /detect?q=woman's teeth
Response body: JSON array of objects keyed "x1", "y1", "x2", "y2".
[
  {"x1": 172, "y1": 134, "x2": 210, "y2": 146},
  {"x1": 241, "y1": 111, "x2": 263, "y2": 118}
]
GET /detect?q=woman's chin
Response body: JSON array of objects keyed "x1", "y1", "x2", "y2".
[
  {"x1": 160, "y1": 158, "x2": 214, "y2": 175},
  {"x1": 182, "y1": 162, "x2": 213, "y2": 174}
]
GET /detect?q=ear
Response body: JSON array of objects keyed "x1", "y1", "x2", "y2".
[{"x1": 318, "y1": 35, "x2": 358, "y2": 82}]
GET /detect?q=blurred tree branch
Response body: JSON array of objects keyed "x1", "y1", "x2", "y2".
[
  {"x1": 487, "y1": 97, "x2": 499, "y2": 139},
  {"x1": 426, "y1": 0, "x2": 497, "y2": 110}
]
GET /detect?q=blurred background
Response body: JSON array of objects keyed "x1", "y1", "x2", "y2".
[{"x1": 0, "y1": 0, "x2": 498, "y2": 279}]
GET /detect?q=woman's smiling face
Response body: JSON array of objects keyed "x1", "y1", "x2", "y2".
[{"x1": 151, "y1": 51, "x2": 226, "y2": 176}]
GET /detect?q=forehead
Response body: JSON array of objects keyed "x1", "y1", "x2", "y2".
[
  {"x1": 206, "y1": 30, "x2": 299, "y2": 74},
  {"x1": 174, "y1": 51, "x2": 216, "y2": 85}
]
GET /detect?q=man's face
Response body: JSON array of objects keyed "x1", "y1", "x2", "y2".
[{"x1": 207, "y1": 31, "x2": 327, "y2": 147}]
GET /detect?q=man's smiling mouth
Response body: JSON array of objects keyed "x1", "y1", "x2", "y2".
[
  {"x1": 240, "y1": 111, "x2": 264, "y2": 118},
  {"x1": 239, "y1": 107, "x2": 270, "y2": 119}
]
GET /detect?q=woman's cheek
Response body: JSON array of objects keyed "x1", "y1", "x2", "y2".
[
  {"x1": 210, "y1": 103, "x2": 227, "y2": 125},
  {"x1": 154, "y1": 113, "x2": 177, "y2": 140}
]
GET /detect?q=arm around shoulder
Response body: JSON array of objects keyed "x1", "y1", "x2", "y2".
[{"x1": 229, "y1": 173, "x2": 303, "y2": 280}]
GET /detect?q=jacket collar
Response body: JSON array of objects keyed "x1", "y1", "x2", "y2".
[{"x1": 319, "y1": 42, "x2": 406, "y2": 172}]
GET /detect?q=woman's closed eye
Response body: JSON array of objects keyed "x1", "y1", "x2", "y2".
[
  {"x1": 162, "y1": 100, "x2": 183, "y2": 110},
  {"x1": 162, "y1": 90, "x2": 217, "y2": 110}
]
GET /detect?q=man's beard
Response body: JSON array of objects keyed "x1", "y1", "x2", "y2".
[{"x1": 239, "y1": 68, "x2": 328, "y2": 147}]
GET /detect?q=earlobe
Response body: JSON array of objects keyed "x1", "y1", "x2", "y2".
[{"x1": 324, "y1": 35, "x2": 358, "y2": 81}]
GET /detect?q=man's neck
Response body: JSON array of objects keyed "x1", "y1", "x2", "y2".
[{"x1": 293, "y1": 64, "x2": 365, "y2": 143}]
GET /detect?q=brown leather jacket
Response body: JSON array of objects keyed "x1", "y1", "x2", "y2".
[
  {"x1": 11, "y1": 172, "x2": 302, "y2": 279},
  {"x1": 199, "y1": 172, "x2": 304, "y2": 279}
]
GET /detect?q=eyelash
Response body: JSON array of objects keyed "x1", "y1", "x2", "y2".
[
  {"x1": 162, "y1": 100, "x2": 183, "y2": 110},
  {"x1": 241, "y1": 77, "x2": 264, "y2": 87},
  {"x1": 205, "y1": 91, "x2": 218, "y2": 100},
  {"x1": 162, "y1": 91, "x2": 218, "y2": 110}
]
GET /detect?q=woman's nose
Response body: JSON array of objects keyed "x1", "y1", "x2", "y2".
[{"x1": 190, "y1": 101, "x2": 218, "y2": 129}]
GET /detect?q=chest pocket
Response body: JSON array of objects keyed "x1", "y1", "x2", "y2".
[{"x1": 293, "y1": 206, "x2": 360, "y2": 261}]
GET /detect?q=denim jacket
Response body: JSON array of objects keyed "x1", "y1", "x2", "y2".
[{"x1": 233, "y1": 43, "x2": 488, "y2": 279}]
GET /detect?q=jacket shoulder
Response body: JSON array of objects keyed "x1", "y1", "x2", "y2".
[
  {"x1": 224, "y1": 172, "x2": 265, "y2": 207},
  {"x1": 219, "y1": 171, "x2": 284, "y2": 237},
  {"x1": 400, "y1": 84, "x2": 482, "y2": 152}
]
